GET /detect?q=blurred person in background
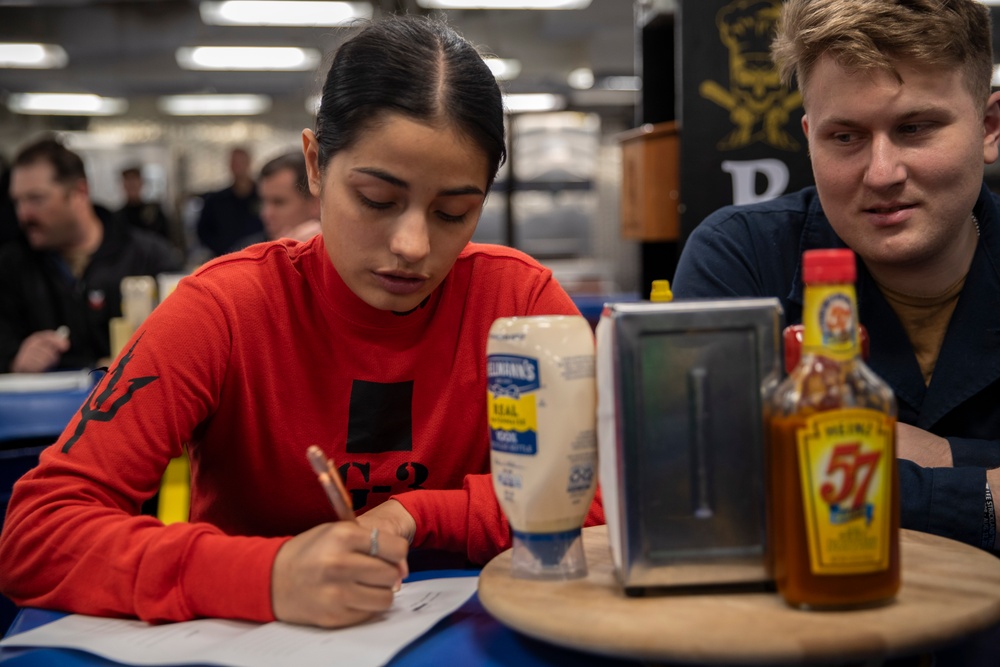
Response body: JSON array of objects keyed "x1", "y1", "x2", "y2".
[
  {"x1": 229, "y1": 151, "x2": 321, "y2": 252},
  {"x1": 114, "y1": 165, "x2": 174, "y2": 244},
  {"x1": 0, "y1": 136, "x2": 183, "y2": 373},
  {"x1": 196, "y1": 146, "x2": 263, "y2": 257},
  {"x1": 0, "y1": 157, "x2": 18, "y2": 246}
]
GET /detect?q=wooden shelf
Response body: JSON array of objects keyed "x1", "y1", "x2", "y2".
[{"x1": 618, "y1": 121, "x2": 680, "y2": 242}]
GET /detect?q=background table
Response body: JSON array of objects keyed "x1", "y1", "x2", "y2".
[{"x1": 479, "y1": 525, "x2": 1000, "y2": 665}]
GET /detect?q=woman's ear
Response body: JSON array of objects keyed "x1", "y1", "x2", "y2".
[{"x1": 301, "y1": 129, "x2": 323, "y2": 197}]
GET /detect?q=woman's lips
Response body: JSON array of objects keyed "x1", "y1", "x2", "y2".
[{"x1": 374, "y1": 271, "x2": 428, "y2": 295}]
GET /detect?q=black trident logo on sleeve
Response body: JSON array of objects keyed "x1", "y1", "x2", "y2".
[{"x1": 62, "y1": 332, "x2": 159, "y2": 453}]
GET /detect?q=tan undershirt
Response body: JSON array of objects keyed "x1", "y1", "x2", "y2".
[
  {"x1": 63, "y1": 248, "x2": 92, "y2": 280},
  {"x1": 876, "y1": 274, "x2": 966, "y2": 386}
]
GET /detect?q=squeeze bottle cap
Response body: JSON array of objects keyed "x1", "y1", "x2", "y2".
[
  {"x1": 650, "y1": 279, "x2": 673, "y2": 302},
  {"x1": 802, "y1": 248, "x2": 856, "y2": 284}
]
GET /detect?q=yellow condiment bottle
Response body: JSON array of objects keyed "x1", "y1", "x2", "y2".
[{"x1": 649, "y1": 279, "x2": 673, "y2": 302}]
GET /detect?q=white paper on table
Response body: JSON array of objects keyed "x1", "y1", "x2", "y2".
[
  {"x1": 0, "y1": 369, "x2": 92, "y2": 393},
  {"x1": 0, "y1": 576, "x2": 478, "y2": 667}
]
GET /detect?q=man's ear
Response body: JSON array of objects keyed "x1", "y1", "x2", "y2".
[
  {"x1": 68, "y1": 177, "x2": 90, "y2": 210},
  {"x1": 983, "y1": 91, "x2": 1000, "y2": 165},
  {"x1": 301, "y1": 129, "x2": 323, "y2": 197}
]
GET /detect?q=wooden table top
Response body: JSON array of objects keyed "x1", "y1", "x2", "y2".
[{"x1": 478, "y1": 525, "x2": 1000, "y2": 665}]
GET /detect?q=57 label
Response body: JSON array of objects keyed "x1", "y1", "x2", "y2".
[
  {"x1": 796, "y1": 409, "x2": 894, "y2": 574},
  {"x1": 820, "y1": 442, "x2": 881, "y2": 514}
]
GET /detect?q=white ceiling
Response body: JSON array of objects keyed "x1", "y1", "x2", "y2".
[{"x1": 0, "y1": 0, "x2": 639, "y2": 127}]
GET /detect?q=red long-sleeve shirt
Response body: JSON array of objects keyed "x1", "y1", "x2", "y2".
[{"x1": 0, "y1": 236, "x2": 604, "y2": 623}]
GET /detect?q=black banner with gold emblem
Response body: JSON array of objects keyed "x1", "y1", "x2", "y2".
[{"x1": 678, "y1": 0, "x2": 813, "y2": 242}]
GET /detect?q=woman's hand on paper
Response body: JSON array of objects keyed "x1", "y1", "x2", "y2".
[
  {"x1": 358, "y1": 499, "x2": 417, "y2": 545},
  {"x1": 271, "y1": 520, "x2": 408, "y2": 628}
]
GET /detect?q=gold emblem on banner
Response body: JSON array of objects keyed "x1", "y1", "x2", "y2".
[{"x1": 699, "y1": 0, "x2": 802, "y2": 151}]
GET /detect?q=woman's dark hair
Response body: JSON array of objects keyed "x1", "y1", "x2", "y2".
[{"x1": 314, "y1": 15, "x2": 506, "y2": 189}]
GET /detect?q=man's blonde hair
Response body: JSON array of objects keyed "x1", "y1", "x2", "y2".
[{"x1": 771, "y1": 0, "x2": 993, "y2": 108}]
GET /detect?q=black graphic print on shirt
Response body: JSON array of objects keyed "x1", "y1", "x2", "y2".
[
  {"x1": 346, "y1": 379, "x2": 413, "y2": 453},
  {"x1": 341, "y1": 379, "x2": 427, "y2": 511},
  {"x1": 62, "y1": 333, "x2": 158, "y2": 453}
]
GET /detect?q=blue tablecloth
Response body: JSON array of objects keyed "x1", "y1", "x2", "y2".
[{"x1": 0, "y1": 387, "x2": 93, "y2": 443}]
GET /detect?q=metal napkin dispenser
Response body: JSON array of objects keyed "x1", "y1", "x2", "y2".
[{"x1": 596, "y1": 298, "x2": 783, "y2": 593}]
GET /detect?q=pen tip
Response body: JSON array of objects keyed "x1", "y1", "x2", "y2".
[{"x1": 306, "y1": 446, "x2": 328, "y2": 474}]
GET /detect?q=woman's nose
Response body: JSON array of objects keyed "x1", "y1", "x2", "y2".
[{"x1": 388, "y1": 209, "x2": 431, "y2": 263}]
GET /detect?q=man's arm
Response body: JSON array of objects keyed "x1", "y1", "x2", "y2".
[
  {"x1": 987, "y1": 468, "x2": 1000, "y2": 550},
  {"x1": 897, "y1": 423, "x2": 998, "y2": 551},
  {"x1": 0, "y1": 313, "x2": 24, "y2": 373},
  {"x1": 897, "y1": 422, "x2": 954, "y2": 467},
  {"x1": 0, "y1": 252, "x2": 34, "y2": 371}
]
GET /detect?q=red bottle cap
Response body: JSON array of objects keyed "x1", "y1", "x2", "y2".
[{"x1": 802, "y1": 248, "x2": 856, "y2": 284}]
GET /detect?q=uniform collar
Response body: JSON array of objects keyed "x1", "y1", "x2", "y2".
[
  {"x1": 787, "y1": 189, "x2": 847, "y2": 307},
  {"x1": 306, "y1": 234, "x2": 441, "y2": 332}
]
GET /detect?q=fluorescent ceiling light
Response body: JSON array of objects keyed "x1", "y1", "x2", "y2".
[
  {"x1": 567, "y1": 67, "x2": 594, "y2": 90},
  {"x1": 484, "y1": 57, "x2": 521, "y2": 81},
  {"x1": 503, "y1": 93, "x2": 565, "y2": 113},
  {"x1": 599, "y1": 76, "x2": 641, "y2": 91},
  {"x1": 176, "y1": 46, "x2": 320, "y2": 71},
  {"x1": 158, "y1": 94, "x2": 272, "y2": 116},
  {"x1": 0, "y1": 43, "x2": 68, "y2": 69},
  {"x1": 8, "y1": 93, "x2": 127, "y2": 116},
  {"x1": 568, "y1": 72, "x2": 641, "y2": 92},
  {"x1": 200, "y1": 1, "x2": 371, "y2": 26},
  {"x1": 417, "y1": 0, "x2": 590, "y2": 8}
]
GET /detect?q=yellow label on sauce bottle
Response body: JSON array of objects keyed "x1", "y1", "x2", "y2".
[{"x1": 795, "y1": 408, "x2": 894, "y2": 575}]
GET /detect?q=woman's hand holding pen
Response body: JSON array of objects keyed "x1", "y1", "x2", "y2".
[
  {"x1": 271, "y1": 521, "x2": 409, "y2": 628},
  {"x1": 271, "y1": 446, "x2": 409, "y2": 628},
  {"x1": 357, "y1": 499, "x2": 418, "y2": 545}
]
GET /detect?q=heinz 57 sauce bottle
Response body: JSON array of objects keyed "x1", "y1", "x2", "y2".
[{"x1": 767, "y1": 248, "x2": 900, "y2": 609}]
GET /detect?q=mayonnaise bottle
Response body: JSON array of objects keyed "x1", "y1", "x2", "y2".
[{"x1": 487, "y1": 315, "x2": 598, "y2": 579}]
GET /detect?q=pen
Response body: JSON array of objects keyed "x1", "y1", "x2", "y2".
[{"x1": 306, "y1": 445, "x2": 357, "y2": 522}]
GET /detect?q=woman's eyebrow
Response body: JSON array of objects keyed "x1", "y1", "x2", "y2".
[
  {"x1": 353, "y1": 166, "x2": 485, "y2": 197},
  {"x1": 441, "y1": 184, "x2": 486, "y2": 197},
  {"x1": 354, "y1": 167, "x2": 406, "y2": 188}
]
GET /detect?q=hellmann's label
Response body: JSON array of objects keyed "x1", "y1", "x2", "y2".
[
  {"x1": 795, "y1": 408, "x2": 894, "y2": 575},
  {"x1": 487, "y1": 354, "x2": 540, "y2": 455}
]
